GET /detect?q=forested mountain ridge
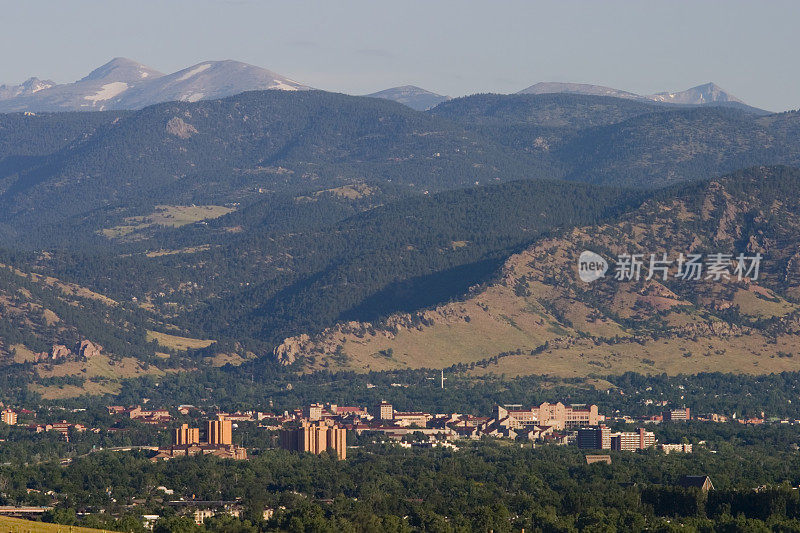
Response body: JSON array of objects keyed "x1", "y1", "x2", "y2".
[
  {"x1": 2, "y1": 91, "x2": 799, "y2": 246},
  {"x1": 2, "y1": 89, "x2": 800, "y2": 395},
  {"x1": 273, "y1": 166, "x2": 800, "y2": 376},
  {"x1": 0, "y1": 177, "x2": 646, "y2": 398},
  {"x1": 39, "y1": 179, "x2": 648, "y2": 349},
  {"x1": 0, "y1": 90, "x2": 554, "y2": 241}
]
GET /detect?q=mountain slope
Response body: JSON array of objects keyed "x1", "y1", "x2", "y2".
[
  {"x1": 0, "y1": 77, "x2": 56, "y2": 100},
  {"x1": 110, "y1": 60, "x2": 309, "y2": 108},
  {"x1": 0, "y1": 90, "x2": 553, "y2": 240},
  {"x1": 518, "y1": 82, "x2": 642, "y2": 100},
  {"x1": 3, "y1": 91, "x2": 800, "y2": 243},
  {"x1": 517, "y1": 81, "x2": 764, "y2": 113},
  {"x1": 273, "y1": 166, "x2": 800, "y2": 376},
  {"x1": 651, "y1": 82, "x2": 744, "y2": 105},
  {"x1": 559, "y1": 107, "x2": 800, "y2": 187},
  {"x1": 365, "y1": 85, "x2": 450, "y2": 111},
  {"x1": 429, "y1": 93, "x2": 667, "y2": 128},
  {"x1": 0, "y1": 58, "x2": 163, "y2": 112},
  {"x1": 0, "y1": 58, "x2": 308, "y2": 112}
]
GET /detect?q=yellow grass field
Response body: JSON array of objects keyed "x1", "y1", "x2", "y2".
[
  {"x1": 0, "y1": 516, "x2": 121, "y2": 533},
  {"x1": 146, "y1": 330, "x2": 215, "y2": 351},
  {"x1": 30, "y1": 354, "x2": 166, "y2": 399},
  {"x1": 101, "y1": 205, "x2": 234, "y2": 239}
]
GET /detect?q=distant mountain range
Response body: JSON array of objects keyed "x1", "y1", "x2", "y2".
[
  {"x1": 365, "y1": 85, "x2": 450, "y2": 111},
  {"x1": 0, "y1": 57, "x2": 310, "y2": 112},
  {"x1": 518, "y1": 81, "x2": 757, "y2": 110},
  {"x1": 0, "y1": 58, "x2": 767, "y2": 113}
]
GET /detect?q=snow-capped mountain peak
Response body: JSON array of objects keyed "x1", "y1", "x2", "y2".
[
  {"x1": 0, "y1": 58, "x2": 310, "y2": 113},
  {"x1": 649, "y1": 82, "x2": 744, "y2": 105},
  {"x1": 79, "y1": 57, "x2": 165, "y2": 83},
  {"x1": 0, "y1": 77, "x2": 56, "y2": 101},
  {"x1": 516, "y1": 81, "x2": 751, "y2": 109}
]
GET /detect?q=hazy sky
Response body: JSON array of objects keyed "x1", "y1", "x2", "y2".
[{"x1": 1, "y1": 0, "x2": 798, "y2": 111}]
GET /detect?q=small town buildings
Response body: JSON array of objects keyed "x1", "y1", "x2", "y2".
[
  {"x1": 660, "y1": 443, "x2": 693, "y2": 454},
  {"x1": 577, "y1": 426, "x2": 655, "y2": 451},
  {"x1": 154, "y1": 417, "x2": 246, "y2": 461},
  {"x1": 152, "y1": 443, "x2": 247, "y2": 461},
  {"x1": 663, "y1": 407, "x2": 691, "y2": 421}
]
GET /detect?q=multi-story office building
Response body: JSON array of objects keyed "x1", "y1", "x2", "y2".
[
  {"x1": 393, "y1": 412, "x2": 431, "y2": 428},
  {"x1": 659, "y1": 443, "x2": 693, "y2": 454},
  {"x1": 577, "y1": 426, "x2": 611, "y2": 449},
  {"x1": 279, "y1": 420, "x2": 347, "y2": 460},
  {"x1": 494, "y1": 405, "x2": 537, "y2": 424},
  {"x1": 374, "y1": 401, "x2": 394, "y2": 421},
  {"x1": 1, "y1": 409, "x2": 17, "y2": 426},
  {"x1": 495, "y1": 402, "x2": 603, "y2": 430},
  {"x1": 303, "y1": 403, "x2": 324, "y2": 421},
  {"x1": 173, "y1": 423, "x2": 200, "y2": 445},
  {"x1": 663, "y1": 407, "x2": 691, "y2": 421},
  {"x1": 610, "y1": 428, "x2": 655, "y2": 451},
  {"x1": 578, "y1": 426, "x2": 655, "y2": 451}
]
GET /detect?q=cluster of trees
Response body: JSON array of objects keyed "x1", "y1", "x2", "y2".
[
  {"x1": 101, "y1": 367, "x2": 800, "y2": 421},
  {"x1": 4, "y1": 441, "x2": 800, "y2": 532}
]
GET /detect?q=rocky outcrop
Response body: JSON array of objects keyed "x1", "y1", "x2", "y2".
[
  {"x1": 36, "y1": 340, "x2": 103, "y2": 363},
  {"x1": 273, "y1": 334, "x2": 310, "y2": 365},
  {"x1": 49, "y1": 344, "x2": 71, "y2": 360},
  {"x1": 166, "y1": 117, "x2": 198, "y2": 139},
  {"x1": 76, "y1": 340, "x2": 103, "y2": 358}
]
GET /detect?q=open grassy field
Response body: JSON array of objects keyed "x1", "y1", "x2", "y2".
[
  {"x1": 467, "y1": 332, "x2": 800, "y2": 378},
  {"x1": 101, "y1": 204, "x2": 234, "y2": 239},
  {"x1": 0, "y1": 516, "x2": 120, "y2": 533},
  {"x1": 31, "y1": 354, "x2": 165, "y2": 399},
  {"x1": 146, "y1": 330, "x2": 215, "y2": 351}
]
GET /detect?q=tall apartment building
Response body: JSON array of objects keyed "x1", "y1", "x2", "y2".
[
  {"x1": 577, "y1": 426, "x2": 611, "y2": 449},
  {"x1": 279, "y1": 420, "x2": 347, "y2": 460},
  {"x1": 610, "y1": 428, "x2": 655, "y2": 451},
  {"x1": 663, "y1": 407, "x2": 691, "y2": 421},
  {"x1": 1, "y1": 409, "x2": 17, "y2": 426},
  {"x1": 173, "y1": 423, "x2": 200, "y2": 445},
  {"x1": 207, "y1": 416, "x2": 233, "y2": 445},
  {"x1": 374, "y1": 401, "x2": 394, "y2": 421}
]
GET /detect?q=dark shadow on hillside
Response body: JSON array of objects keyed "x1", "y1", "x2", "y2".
[{"x1": 339, "y1": 256, "x2": 505, "y2": 324}]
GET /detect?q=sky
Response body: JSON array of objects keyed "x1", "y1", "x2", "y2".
[{"x1": 1, "y1": 0, "x2": 798, "y2": 111}]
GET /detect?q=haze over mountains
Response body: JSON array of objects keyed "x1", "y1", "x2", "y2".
[
  {"x1": 365, "y1": 85, "x2": 451, "y2": 111},
  {"x1": 517, "y1": 81, "x2": 759, "y2": 111},
  {"x1": 0, "y1": 57, "x2": 768, "y2": 113}
]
